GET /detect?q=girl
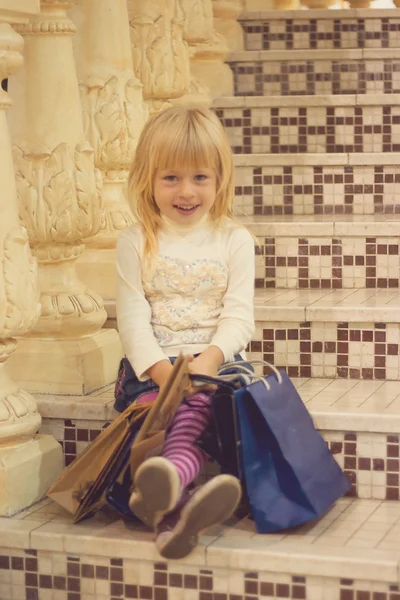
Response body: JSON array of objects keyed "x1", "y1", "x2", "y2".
[{"x1": 115, "y1": 107, "x2": 255, "y2": 559}]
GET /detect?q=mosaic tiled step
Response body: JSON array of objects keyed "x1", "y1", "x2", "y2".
[
  {"x1": 232, "y1": 153, "x2": 400, "y2": 216},
  {"x1": 240, "y1": 9, "x2": 400, "y2": 52},
  {"x1": 244, "y1": 215, "x2": 400, "y2": 290},
  {"x1": 251, "y1": 288, "x2": 400, "y2": 381},
  {"x1": 36, "y1": 378, "x2": 400, "y2": 500},
  {"x1": 215, "y1": 95, "x2": 400, "y2": 154},
  {"x1": 2, "y1": 496, "x2": 400, "y2": 600},
  {"x1": 228, "y1": 49, "x2": 400, "y2": 97}
]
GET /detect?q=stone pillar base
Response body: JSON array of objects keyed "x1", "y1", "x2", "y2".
[
  {"x1": 76, "y1": 248, "x2": 117, "y2": 301},
  {"x1": 0, "y1": 434, "x2": 63, "y2": 517},
  {"x1": 6, "y1": 329, "x2": 123, "y2": 395}
]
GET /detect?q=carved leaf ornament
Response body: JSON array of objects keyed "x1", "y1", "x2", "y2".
[
  {"x1": 80, "y1": 75, "x2": 139, "y2": 171},
  {"x1": 0, "y1": 227, "x2": 40, "y2": 339},
  {"x1": 13, "y1": 142, "x2": 104, "y2": 247}
]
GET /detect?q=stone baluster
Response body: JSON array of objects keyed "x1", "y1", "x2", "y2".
[
  {"x1": 212, "y1": 0, "x2": 244, "y2": 53},
  {"x1": 70, "y1": 0, "x2": 147, "y2": 301},
  {"x1": 174, "y1": 0, "x2": 232, "y2": 106},
  {"x1": 300, "y1": 0, "x2": 334, "y2": 8},
  {"x1": 128, "y1": 0, "x2": 191, "y2": 114},
  {"x1": 0, "y1": 7, "x2": 62, "y2": 516},
  {"x1": 6, "y1": 0, "x2": 122, "y2": 395}
]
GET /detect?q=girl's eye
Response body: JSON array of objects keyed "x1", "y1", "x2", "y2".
[
  {"x1": 194, "y1": 174, "x2": 207, "y2": 181},
  {"x1": 163, "y1": 175, "x2": 177, "y2": 182}
]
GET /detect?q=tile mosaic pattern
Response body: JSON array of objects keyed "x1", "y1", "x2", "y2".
[
  {"x1": 229, "y1": 59, "x2": 400, "y2": 97},
  {"x1": 216, "y1": 106, "x2": 400, "y2": 155},
  {"x1": 323, "y1": 431, "x2": 399, "y2": 501},
  {"x1": 248, "y1": 319, "x2": 400, "y2": 380},
  {"x1": 0, "y1": 544, "x2": 398, "y2": 600},
  {"x1": 254, "y1": 236, "x2": 400, "y2": 289},
  {"x1": 234, "y1": 165, "x2": 400, "y2": 216},
  {"x1": 2, "y1": 497, "x2": 400, "y2": 599},
  {"x1": 39, "y1": 418, "x2": 111, "y2": 467},
  {"x1": 240, "y1": 17, "x2": 400, "y2": 51}
]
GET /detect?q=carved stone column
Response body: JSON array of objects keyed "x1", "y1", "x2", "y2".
[
  {"x1": 128, "y1": 0, "x2": 191, "y2": 114},
  {"x1": 7, "y1": 0, "x2": 123, "y2": 395},
  {"x1": 174, "y1": 0, "x2": 232, "y2": 105},
  {"x1": 70, "y1": 0, "x2": 147, "y2": 300},
  {"x1": 300, "y1": 0, "x2": 334, "y2": 7},
  {"x1": 212, "y1": 0, "x2": 244, "y2": 53},
  {"x1": 0, "y1": 7, "x2": 63, "y2": 516}
]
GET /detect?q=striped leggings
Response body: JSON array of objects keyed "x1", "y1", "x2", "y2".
[{"x1": 162, "y1": 393, "x2": 212, "y2": 489}]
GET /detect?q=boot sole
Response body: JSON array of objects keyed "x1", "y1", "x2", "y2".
[
  {"x1": 156, "y1": 475, "x2": 242, "y2": 560},
  {"x1": 129, "y1": 457, "x2": 180, "y2": 528}
]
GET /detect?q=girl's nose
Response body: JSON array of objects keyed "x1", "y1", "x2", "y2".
[{"x1": 178, "y1": 179, "x2": 195, "y2": 198}]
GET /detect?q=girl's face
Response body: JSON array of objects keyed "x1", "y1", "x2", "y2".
[{"x1": 153, "y1": 168, "x2": 217, "y2": 226}]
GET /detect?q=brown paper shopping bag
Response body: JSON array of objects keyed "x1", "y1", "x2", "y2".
[{"x1": 48, "y1": 354, "x2": 191, "y2": 523}]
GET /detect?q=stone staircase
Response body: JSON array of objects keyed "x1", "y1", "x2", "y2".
[{"x1": 1, "y1": 8, "x2": 400, "y2": 600}]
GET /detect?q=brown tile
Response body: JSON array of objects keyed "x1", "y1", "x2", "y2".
[
  {"x1": 39, "y1": 575, "x2": 52, "y2": 589},
  {"x1": 277, "y1": 584, "x2": 291, "y2": 597},
  {"x1": 260, "y1": 582, "x2": 274, "y2": 596},
  {"x1": 26, "y1": 589, "x2": 39, "y2": 600},
  {"x1": 67, "y1": 577, "x2": 80, "y2": 592},
  {"x1": 125, "y1": 584, "x2": 139, "y2": 598},
  {"x1": 293, "y1": 585, "x2": 306, "y2": 599},
  {"x1": 155, "y1": 588, "x2": 168, "y2": 600},
  {"x1": 110, "y1": 567, "x2": 123, "y2": 582},
  {"x1": 245, "y1": 580, "x2": 258, "y2": 594},
  {"x1": 81, "y1": 564, "x2": 94, "y2": 578},
  {"x1": 110, "y1": 558, "x2": 123, "y2": 567},
  {"x1": 25, "y1": 558, "x2": 38, "y2": 572},
  {"x1": 200, "y1": 576, "x2": 213, "y2": 590},
  {"x1": 139, "y1": 585, "x2": 153, "y2": 599},
  {"x1": 154, "y1": 572, "x2": 167, "y2": 586},
  {"x1": 96, "y1": 565, "x2": 109, "y2": 580},
  {"x1": 111, "y1": 582, "x2": 124, "y2": 596},
  {"x1": 386, "y1": 488, "x2": 399, "y2": 500},
  {"x1": 184, "y1": 575, "x2": 198, "y2": 589},
  {"x1": 11, "y1": 556, "x2": 23, "y2": 570},
  {"x1": 358, "y1": 458, "x2": 371, "y2": 470},
  {"x1": 67, "y1": 562, "x2": 80, "y2": 577}
]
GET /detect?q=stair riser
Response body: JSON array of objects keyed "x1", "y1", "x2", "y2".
[
  {"x1": 252, "y1": 233, "x2": 400, "y2": 291},
  {"x1": 39, "y1": 416, "x2": 399, "y2": 502},
  {"x1": 233, "y1": 163, "x2": 400, "y2": 216},
  {"x1": 217, "y1": 105, "x2": 400, "y2": 155},
  {"x1": 240, "y1": 15, "x2": 400, "y2": 53},
  {"x1": 249, "y1": 321, "x2": 400, "y2": 381},
  {"x1": 0, "y1": 549, "x2": 398, "y2": 600},
  {"x1": 229, "y1": 58, "x2": 400, "y2": 97}
]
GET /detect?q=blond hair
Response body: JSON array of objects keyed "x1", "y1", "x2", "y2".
[{"x1": 128, "y1": 107, "x2": 235, "y2": 262}]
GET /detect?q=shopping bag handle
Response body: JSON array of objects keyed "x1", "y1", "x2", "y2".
[
  {"x1": 219, "y1": 359, "x2": 283, "y2": 385},
  {"x1": 190, "y1": 359, "x2": 283, "y2": 391}
]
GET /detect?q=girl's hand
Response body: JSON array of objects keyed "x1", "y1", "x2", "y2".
[{"x1": 188, "y1": 346, "x2": 224, "y2": 378}]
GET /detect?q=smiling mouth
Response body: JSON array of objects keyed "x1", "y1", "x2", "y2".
[{"x1": 174, "y1": 205, "x2": 200, "y2": 214}]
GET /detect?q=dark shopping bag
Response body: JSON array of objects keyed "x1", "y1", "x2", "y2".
[{"x1": 196, "y1": 361, "x2": 351, "y2": 533}]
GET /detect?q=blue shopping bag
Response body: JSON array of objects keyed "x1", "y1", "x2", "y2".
[{"x1": 234, "y1": 369, "x2": 351, "y2": 533}]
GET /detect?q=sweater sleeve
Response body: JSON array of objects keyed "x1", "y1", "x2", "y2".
[
  {"x1": 210, "y1": 227, "x2": 255, "y2": 362},
  {"x1": 116, "y1": 228, "x2": 168, "y2": 380}
]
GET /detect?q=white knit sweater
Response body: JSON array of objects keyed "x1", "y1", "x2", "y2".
[{"x1": 116, "y1": 216, "x2": 255, "y2": 380}]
